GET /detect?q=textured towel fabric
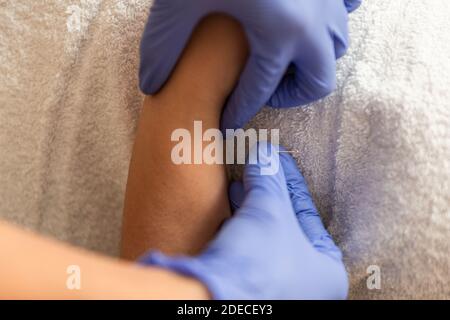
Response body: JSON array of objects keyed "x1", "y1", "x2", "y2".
[{"x1": 0, "y1": 1, "x2": 449, "y2": 299}]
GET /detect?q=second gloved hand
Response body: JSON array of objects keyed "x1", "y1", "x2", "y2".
[{"x1": 140, "y1": 142, "x2": 348, "y2": 299}]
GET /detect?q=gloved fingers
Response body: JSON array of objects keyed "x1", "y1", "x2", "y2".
[
  {"x1": 306, "y1": 252, "x2": 349, "y2": 300},
  {"x1": 344, "y1": 0, "x2": 362, "y2": 13},
  {"x1": 220, "y1": 55, "x2": 288, "y2": 130},
  {"x1": 278, "y1": 148, "x2": 343, "y2": 261},
  {"x1": 266, "y1": 70, "x2": 305, "y2": 108},
  {"x1": 267, "y1": 37, "x2": 337, "y2": 108},
  {"x1": 331, "y1": 2, "x2": 350, "y2": 60},
  {"x1": 228, "y1": 181, "x2": 245, "y2": 211},
  {"x1": 236, "y1": 142, "x2": 291, "y2": 217},
  {"x1": 139, "y1": 3, "x2": 200, "y2": 95}
]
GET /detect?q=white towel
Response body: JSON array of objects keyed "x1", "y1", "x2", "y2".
[{"x1": 0, "y1": 0, "x2": 449, "y2": 298}]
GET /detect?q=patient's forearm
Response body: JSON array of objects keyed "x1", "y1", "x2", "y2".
[
  {"x1": 121, "y1": 15, "x2": 248, "y2": 258},
  {"x1": 0, "y1": 221, "x2": 208, "y2": 299}
]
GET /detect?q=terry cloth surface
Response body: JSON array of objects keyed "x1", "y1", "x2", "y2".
[{"x1": 0, "y1": 0, "x2": 449, "y2": 299}]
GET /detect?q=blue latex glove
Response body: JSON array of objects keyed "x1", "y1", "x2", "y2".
[
  {"x1": 139, "y1": 0, "x2": 361, "y2": 130},
  {"x1": 140, "y1": 142, "x2": 348, "y2": 299}
]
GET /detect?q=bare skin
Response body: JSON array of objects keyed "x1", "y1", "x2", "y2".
[
  {"x1": 0, "y1": 15, "x2": 248, "y2": 298},
  {"x1": 0, "y1": 221, "x2": 208, "y2": 299},
  {"x1": 121, "y1": 14, "x2": 249, "y2": 258}
]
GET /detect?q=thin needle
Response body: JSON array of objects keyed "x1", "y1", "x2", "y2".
[{"x1": 277, "y1": 150, "x2": 300, "y2": 154}]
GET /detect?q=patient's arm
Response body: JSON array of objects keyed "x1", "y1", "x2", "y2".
[
  {"x1": 0, "y1": 15, "x2": 246, "y2": 299},
  {"x1": 0, "y1": 221, "x2": 208, "y2": 299},
  {"x1": 121, "y1": 15, "x2": 248, "y2": 259}
]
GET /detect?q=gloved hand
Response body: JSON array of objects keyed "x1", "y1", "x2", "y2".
[
  {"x1": 140, "y1": 142, "x2": 348, "y2": 299},
  {"x1": 139, "y1": 0, "x2": 361, "y2": 130}
]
